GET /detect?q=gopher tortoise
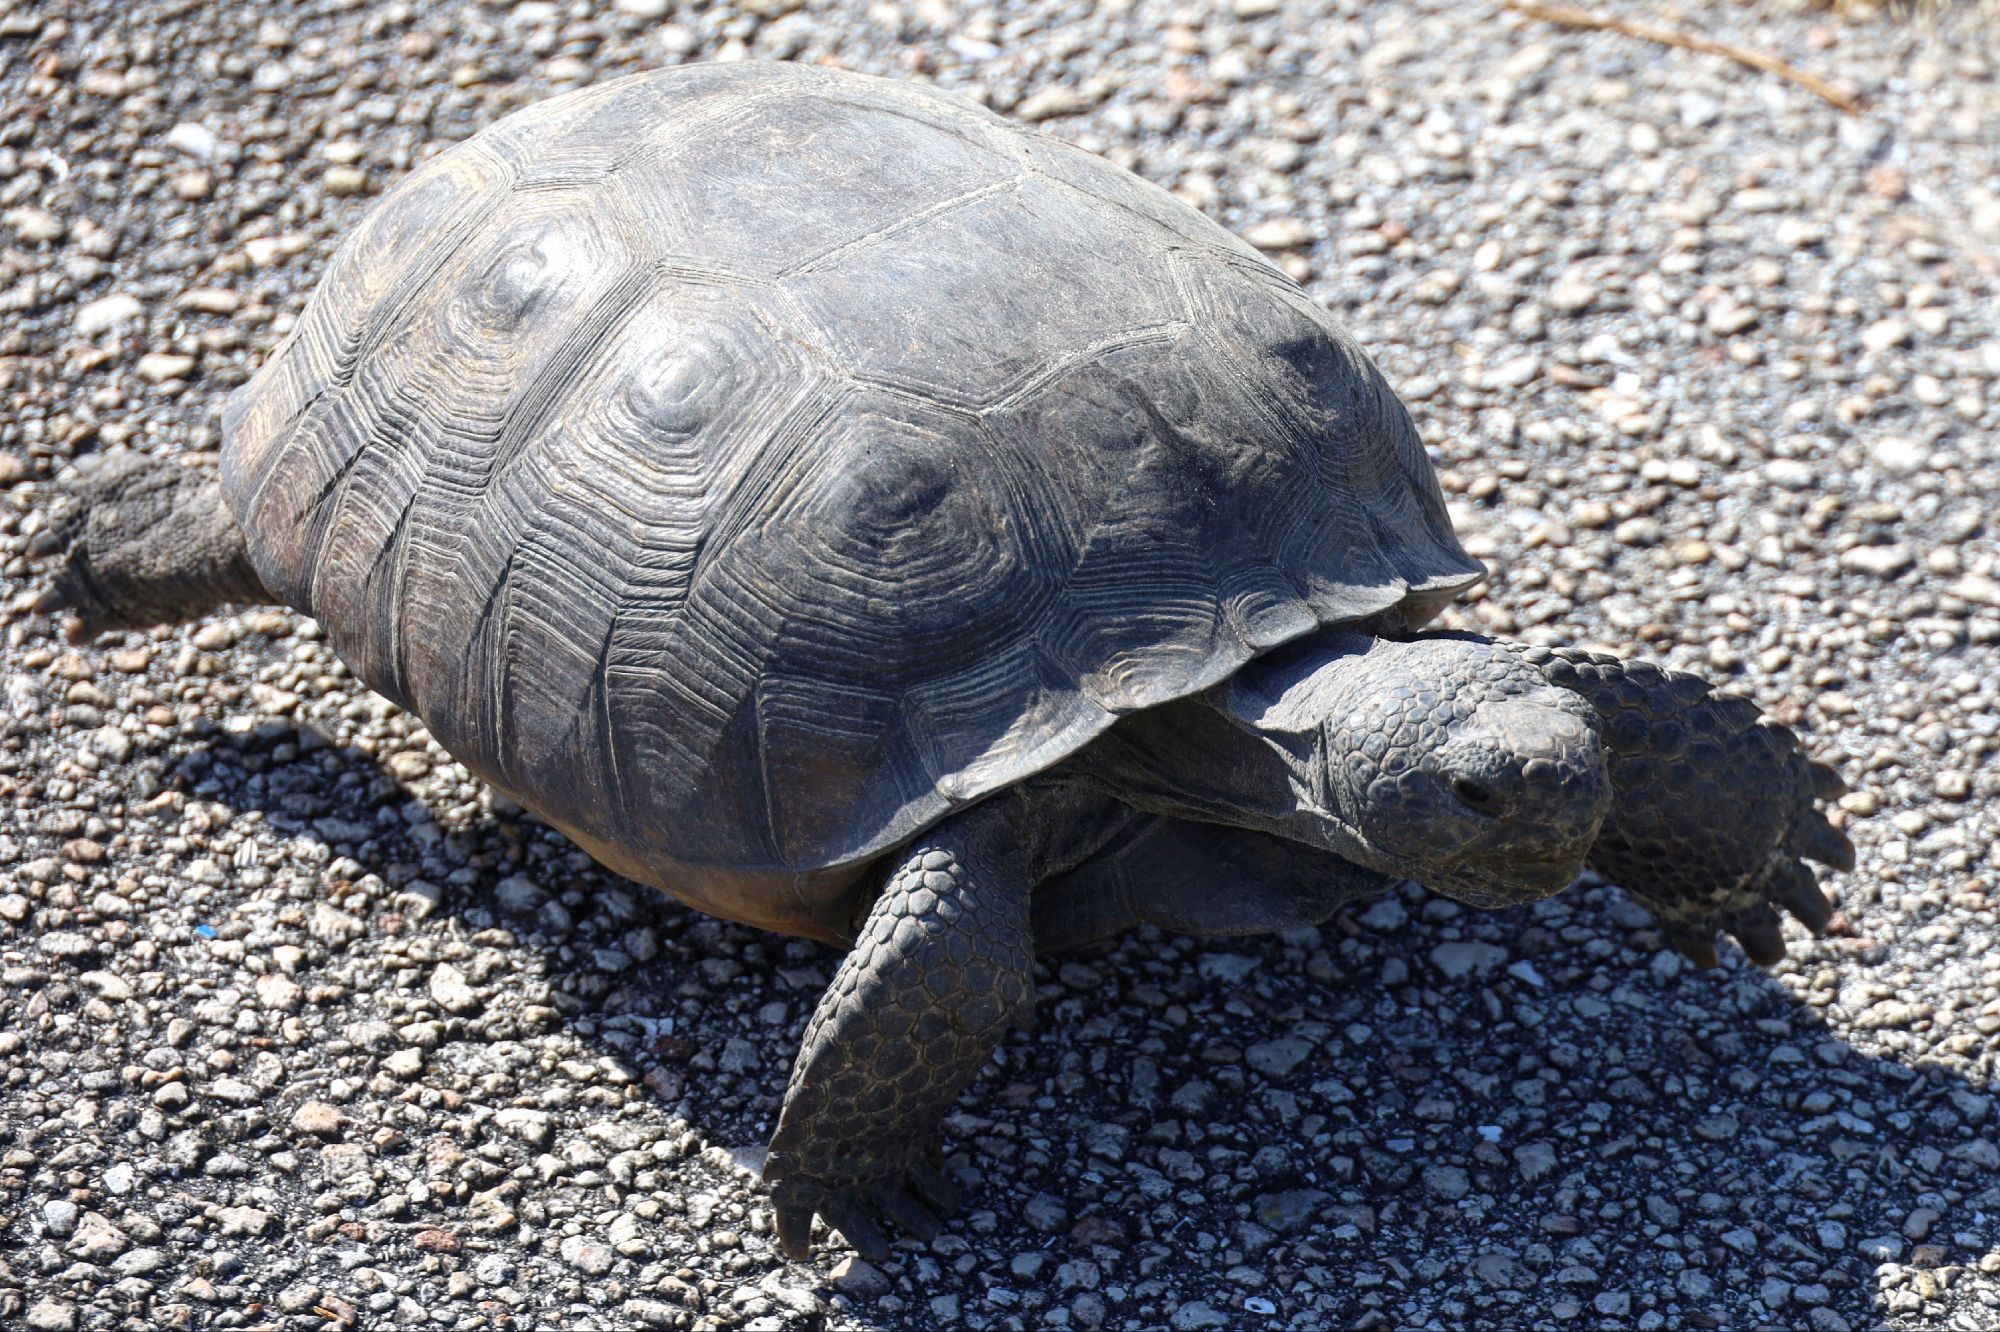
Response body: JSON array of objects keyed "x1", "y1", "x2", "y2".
[{"x1": 36, "y1": 62, "x2": 1856, "y2": 1260}]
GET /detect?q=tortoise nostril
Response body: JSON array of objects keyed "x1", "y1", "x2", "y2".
[{"x1": 1451, "y1": 777, "x2": 1497, "y2": 809}]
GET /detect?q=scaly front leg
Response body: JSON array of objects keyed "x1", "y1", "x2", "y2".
[
  {"x1": 1519, "y1": 646, "x2": 1855, "y2": 968},
  {"x1": 765, "y1": 801, "x2": 1033, "y2": 1260}
]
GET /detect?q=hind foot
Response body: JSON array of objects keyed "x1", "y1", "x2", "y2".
[{"x1": 33, "y1": 450, "x2": 272, "y2": 642}]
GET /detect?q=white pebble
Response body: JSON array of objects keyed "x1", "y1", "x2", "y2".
[
  {"x1": 165, "y1": 121, "x2": 220, "y2": 161},
  {"x1": 1868, "y1": 436, "x2": 1927, "y2": 475},
  {"x1": 75, "y1": 293, "x2": 143, "y2": 336},
  {"x1": 1861, "y1": 318, "x2": 1910, "y2": 353}
]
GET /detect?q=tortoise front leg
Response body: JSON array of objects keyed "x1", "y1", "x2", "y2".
[
  {"x1": 766, "y1": 802, "x2": 1033, "y2": 1260},
  {"x1": 1519, "y1": 646, "x2": 1855, "y2": 968}
]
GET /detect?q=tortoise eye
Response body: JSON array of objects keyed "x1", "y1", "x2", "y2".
[{"x1": 1451, "y1": 777, "x2": 1497, "y2": 808}]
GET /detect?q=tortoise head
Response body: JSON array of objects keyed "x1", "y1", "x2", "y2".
[{"x1": 1224, "y1": 630, "x2": 1612, "y2": 907}]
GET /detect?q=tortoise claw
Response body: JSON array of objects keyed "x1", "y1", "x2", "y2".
[
  {"x1": 774, "y1": 1205, "x2": 814, "y2": 1261},
  {"x1": 32, "y1": 562, "x2": 105, "y2": 643},
  {"x1": 823, "y1": 1201, "x2": 892, "y2": 1262},
  {"x1": 1808, "y1": 759, "x2": 1847, "y2": 800},
  {"x1": 907, "y1": 1158, "x2": 962, "y2": 1215},
  {"x1": 873, "y1": 1185, "x2": 943, "y2": 1243},
  {"x1": 1770, "y1": 859, "x2": 1835, "y2": 935},
  {"x1": 1795, "y1": 811, "x2": 1856, "y2": 873},
  {"x1": 1662, "y1": 919, "x2": 1720, "y2": 970},
  {"x1": 1725, "y1": 904, "x2": 1787, "y2": 967}
]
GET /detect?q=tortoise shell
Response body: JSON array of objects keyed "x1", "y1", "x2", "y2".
[{"x1": 220, "y1": 63, "x2": 1482, "y2": 940}]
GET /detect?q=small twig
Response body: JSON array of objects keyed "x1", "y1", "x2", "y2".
[{"x1": 1499, "y1": 0, "x2": 1864, "y2": 115}]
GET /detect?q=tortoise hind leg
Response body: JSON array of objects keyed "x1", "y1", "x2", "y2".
[
  {"x1": 33, "y1": 450, "x2": 274, "y2": 643},
  {"x1": 765, "y1": 801, "x2": 1033, "y2": 1260}
]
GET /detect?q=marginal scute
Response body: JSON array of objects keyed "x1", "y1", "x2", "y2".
[{"x1": 220, "y1": 64, "x2": 1483, "y2": 940}]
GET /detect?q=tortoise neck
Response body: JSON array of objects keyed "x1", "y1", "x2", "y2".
[{"x1": 1062, "y1": 675, "x2": 1357, "y2": 855}]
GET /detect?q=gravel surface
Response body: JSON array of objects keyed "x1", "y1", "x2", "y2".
[{"x1": 4, "y1": 0, "x2": 1998, "y2": 1328}]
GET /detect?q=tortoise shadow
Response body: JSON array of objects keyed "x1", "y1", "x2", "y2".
[{"x1": 172, "y1": 717, "x2": 1993, "y2": 1329}]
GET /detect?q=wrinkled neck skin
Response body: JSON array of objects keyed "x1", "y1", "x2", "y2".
[
  {"x1": 1072, "y1": 629, "x2": 1386, "y2": 861},
  {"x1": 1071, "y1": 627, "x2": 1612, "y2": 908}
]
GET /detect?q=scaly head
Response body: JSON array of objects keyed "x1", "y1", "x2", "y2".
[{"x1": 1222, "y1": 631, "x2": 1612, "y2": 906}]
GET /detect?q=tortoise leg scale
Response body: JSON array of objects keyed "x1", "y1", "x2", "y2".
[
  {"x1": 765, "y1": 803, "x2": 1033, "y2": 1260},
  {"x1": 1520, "y1": 645, "x2": 1855, "y2": 968}
]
